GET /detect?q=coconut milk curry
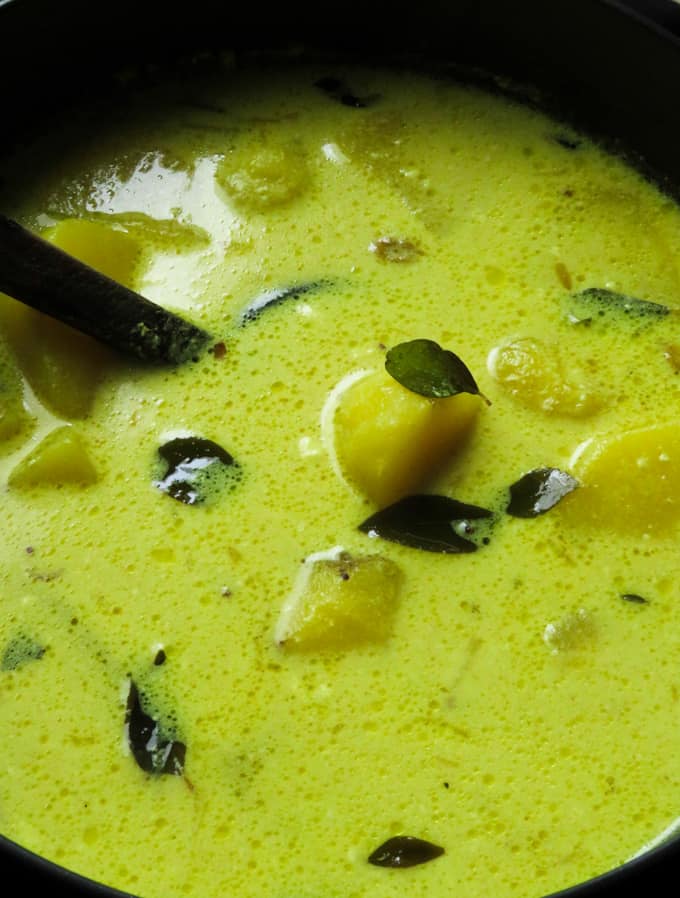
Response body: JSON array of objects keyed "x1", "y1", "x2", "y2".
[{"x1": 1, "y1": 56, "x2": 680, "y2": 898}]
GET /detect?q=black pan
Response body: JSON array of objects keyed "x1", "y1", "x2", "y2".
[{"x1": 1, "y1": 0, "x2": 680, "y2": 895}]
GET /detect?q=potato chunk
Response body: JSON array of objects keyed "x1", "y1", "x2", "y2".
[
  {"x1": 0, "y1": 294, "x2": 115, "y2": 419},
  {"x1": 543, "y1": 608, "x2": 596, "y2": 654},
  {"x1": 0, "y1": 218, "x2": 140, "y2": 420},
  {"x1": 0, "y1": 332, "x2": 32, "y2": 442},
  {"x1": 564, "y1": 424, "x2": 680, "y2": 534},
  {"x1": 488, "y1": 337, "x2": 603, "y2": 417},
  {"x1": 332, "y1": 368, "x2": 481, "y2": 507},
  {"x1": 216, "y1": 141, "x2": 309, "y2": 210},
  {"x1": 275, "y1": 548, "x2": 402, "y2": 651},
  {"x1": 8, "y1": 425, "x2": 98, "y2": 487},
  {"x1": 44, "y1": 217, "x2": 141, "y2": 287}
]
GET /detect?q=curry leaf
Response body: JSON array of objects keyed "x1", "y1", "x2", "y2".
[
  {"x1": 507, "y1": 468, "x2": 579, "y2": 518},
  {"x1": 125, "y1": 681, "x2": 186, "y2": 777},
  {"x1": 552, "y1": 133, "x2": 582, "y2": 150},
  {"x1": 566, "y1": 288, "x2": 669, "y2": 325},
  {"x1": 154, "y1": 436, "x2": 241, "y2": 506},
  {"x1": 314, "y1": 75, "x2": 379, "y2": 108},
  {"x1": 621, "y1": 593, "x2": 649, "y2": 605},
  {"x1": 385, "y1": 339, "x2": 489, "y2": 403},
  {"x1": 359, "y1": 494, "x2": 494, "y2": 553},
  {"x1": 368, "y1": 835, "x2": 445, "y2": 868},
  {"x1": 1, "y1": 633, "x2": 45, "y2": 671},
  {"x1": 238, "y1": 280, "x2": 331, "y2": 326}
]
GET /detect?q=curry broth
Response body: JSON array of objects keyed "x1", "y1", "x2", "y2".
[{"x1": 1, "y1": 58, "x2": 680, "y2": 898}]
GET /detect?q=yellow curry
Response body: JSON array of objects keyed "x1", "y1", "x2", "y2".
[{"x1": 1, "y1": 55, "x2": 680, "y2": 898}]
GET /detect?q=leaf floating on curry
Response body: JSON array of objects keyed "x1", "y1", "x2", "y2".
[
  {"x1": 124, "y1": 681, "x2": 186, "y2": 777},
  {"x1": 565, "y1": 287, "x2": 670, "y2": 326},
  {"x1": 237, "y1": 280, "x2": 331, "y2": 326},
  {"x1": 358, "y1": 494, "x2": 494, "y2": 553},
  {"x1": 368, "y1": 835, "x2": 445, "y2": 868},
  {"x1": 385, "y1": 339, "x2": 488, "y2": 403},
  {"x1": 314, "y1": 75, "x2": 380, "y2": 108},
  {"x1": 506, "y1": 467, "x2": 579, "y2": 518},
  {"x1": 620, "y1": 593, "x2": 649, "y2": 605},
  {"x1": 1, "y1": 633, "x2": 45, "y2": 671},
  {"x1": 153, "y1": 436, "x2": 241, "y2": 505},
  {"x1": 551, "y1": 133, "x2": 583, "y2": 151}
]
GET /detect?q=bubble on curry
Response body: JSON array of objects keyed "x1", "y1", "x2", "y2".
[{"x1": 1, "y1": 56, "x2": 680, "y2": 898}]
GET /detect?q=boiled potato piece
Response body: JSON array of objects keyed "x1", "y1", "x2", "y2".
[
  {"x1": 0, "y1": 332, "x2": 33, "y2": 442},
  {"x1": 0, "y1": 296, "x2": 112, "y2": 419},
  {"x1": 488, "y1": 336, "x2": 603, "y2": 417},
  {"x1": 543, "y1": 608, "x2": 597, "y2": 654},
  {"x1": 275, "y1": 548, "x2": 402, "y2": 651},
  {"x1": 43, "y1": 217, "x2": 141, "y2": 286},
  {"x1": 333, "y1": 368, "x2": 481, "y2": 507},
  {"x1": 564, "y1": 423, "x2": 680, "y2": 534},
  {"x1": 216, "y1": 140, "x2": 309, "y2": 210},
  {"x1": 9, "y1": 425, "x2": 98, "y2": 487},
  {"x1": 0, "y1": 219, "x2": 140, "y2": 419}
]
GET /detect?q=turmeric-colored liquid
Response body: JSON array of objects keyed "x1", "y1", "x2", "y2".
[{"x1": 1, "y1": 57, "x2": 680, "y2": 898}]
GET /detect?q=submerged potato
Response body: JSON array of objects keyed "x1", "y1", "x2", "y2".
[
  {"x1": 0, "y1": 332, "x2": 33, "y2": 442},
  {"x1": 488, "y1": 336, "x2": 604, "y2": 417},
  {"x1": 215, "y1": 139, "x2": 309, "y2": 210},
  {"x1": 0, "y1": 297, "x2": 114, "y2": 420},
  {"x1": 0, "y1": 218, "x2": 136, "y2": 419},
  {"x1": 44, "y1": 217, "x2": 142, "y2": 286},
  {"x1": 8, "y1": 425, "x2": 98, "y2": 487}
]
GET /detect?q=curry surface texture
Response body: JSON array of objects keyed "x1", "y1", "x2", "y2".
[{"x1": 1, "y1": 56, "x2": 680, "y2": 898}]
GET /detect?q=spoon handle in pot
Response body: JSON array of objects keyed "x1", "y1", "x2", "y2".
[{"x1": 0, "y1": 213, "x2": 211, "y2": 365}]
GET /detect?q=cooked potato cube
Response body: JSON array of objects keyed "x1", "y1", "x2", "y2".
[
  {"x1": 44, "y1": 217, "x2": 141, "y2": 287},
  {"x1": 488, "y1": 337, "x2": 603, "y2": 417},
  {"x1": 564, "y1": 424, "x2": 680, "y2": 534},
  {"x1": 0, "y1": 218, "x2": 140, "y2": 419},
  {"x1": 0, "y1": 292, "x2": 115, "y2": 420},
  {"x1": 0, "y1": 332, "x2": 33, "y2": 442},
  {"x1": 543, "y1": 608, "x2": 596, "y2": 654},
  {"x1": 8, "y1": 425, "x2": 98, "y2": 487},
  {"x1": 333, "y1": 368, "x2": 481, "y2": 507},
  {"x1": 216, "y1": 141, "x2": 309, "y2": 210},
  {"x1": 275, "y1": 548, "x2": 402, "y2": 651}
]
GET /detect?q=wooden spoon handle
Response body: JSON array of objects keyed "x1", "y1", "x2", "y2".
[{"x1": 0, "y1": 213, "x2": 211, "y2": 364}]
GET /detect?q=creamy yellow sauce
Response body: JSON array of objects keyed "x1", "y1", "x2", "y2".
[{"x1": 1, "y1": 55, "x2": 680, "y2": 898}]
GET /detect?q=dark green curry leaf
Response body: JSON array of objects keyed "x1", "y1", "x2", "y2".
[
  {"x1": 154, "y1": 436, "x2": 241, "y2": 506},
  {"x1": 1, "y1": 633, "x2": 45, "y2": 671},
  {"x1": 238, "y1": 280, "x2": 331, "y2": 326},
  {"x1": 552, "y1": 133, "x2": 582, "y2": 150},
  {"x1": 368, "y1": 835, "x2": 445, "y2": 868},
  {"x1": 621, "y1": 593, "x2": 649, "y2": 605},
  {"x1": 125, "y1": 681, "x2": 186, "y2": 777},
  {"x1": 565, "y1": 288, "x2": 669, "y2": 325},
  {"x1": 359, "y1": 494, "x2": 494, "y2": 553},
  {"x1": 385, "y1": 339, "x2": 489, "y2": 403},
  {"x1": 507, "y1": 468, "x2": 579, "y2": 518},
  {"x1": 314, "y1": 75, "x2": 379, "y2": 108}
]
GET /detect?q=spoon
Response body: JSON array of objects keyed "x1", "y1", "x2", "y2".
[{"x1": 0, "y1": 213, "x2": 212, "y2": 364}]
